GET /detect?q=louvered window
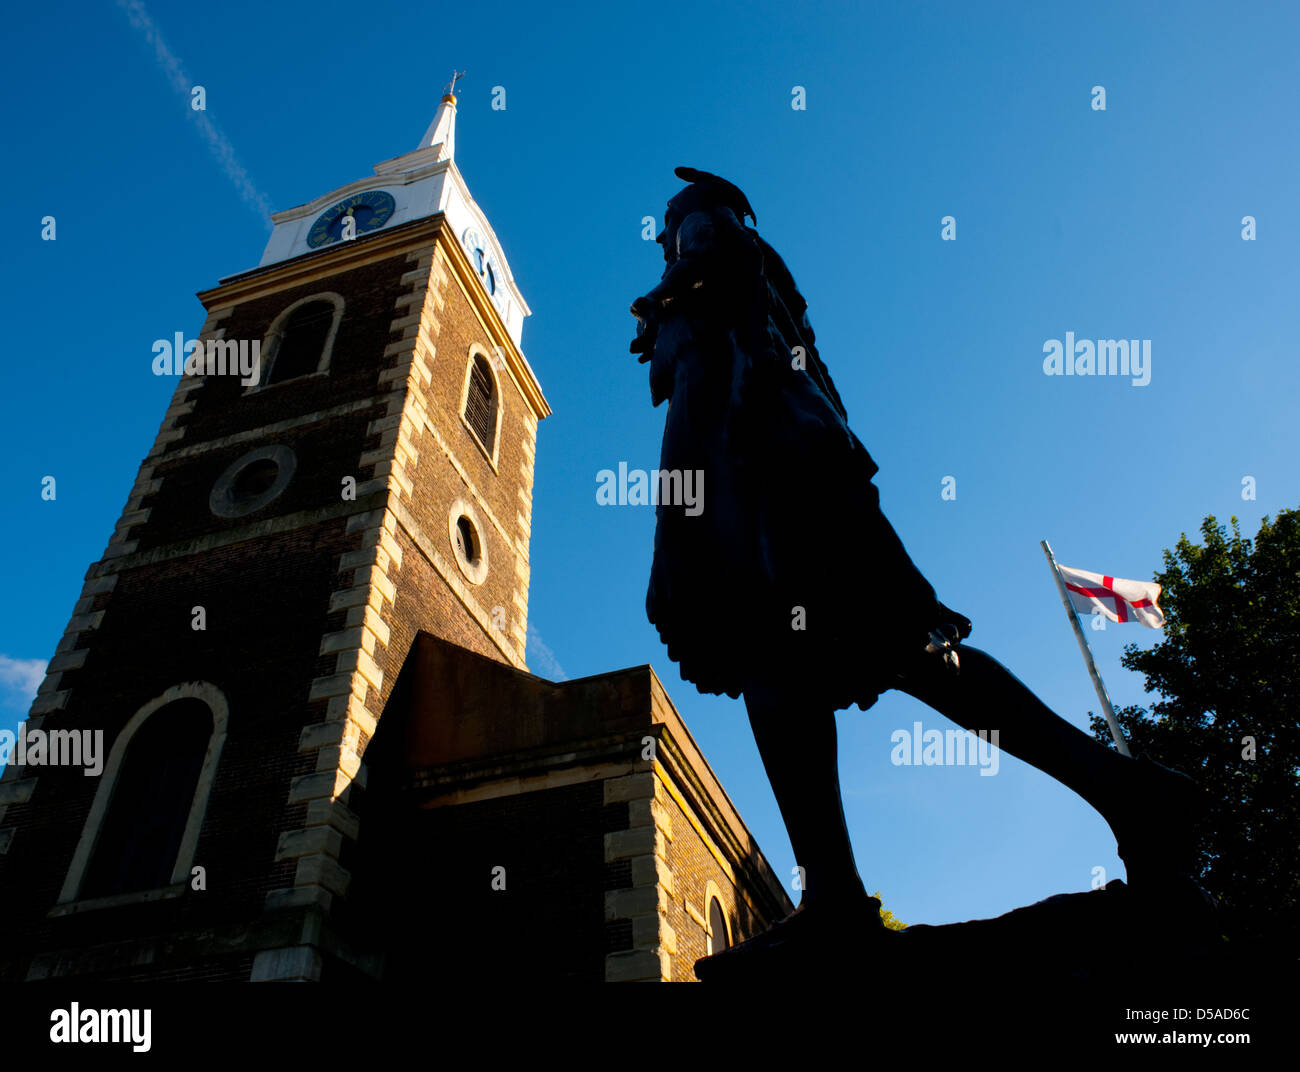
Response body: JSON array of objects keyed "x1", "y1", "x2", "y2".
[{"x1": 464, "y1": 355, "x2": 496, "y2": 450}]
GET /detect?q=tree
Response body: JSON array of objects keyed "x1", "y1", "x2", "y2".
[
  {"x1": 872, "y1": 890, "x2": 906, "y2": 931},
  {"x1": 1087, "y1": 510, "x2": 1299, "y2": 951}
]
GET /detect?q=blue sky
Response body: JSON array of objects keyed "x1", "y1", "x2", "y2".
[{"x1": 2, "y1": 0, "x2": 1297, "y2": 929}]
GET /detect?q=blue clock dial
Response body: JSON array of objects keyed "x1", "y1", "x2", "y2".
[
  {"x1": 461, "y1": 227, "x2": 502, "y2": 301},
  {"x1": 307, "y1": 190, "x2": 396, "y2": 248},
  {"x1": 473, "y1": 249, "x2": 496, "y2": 294}
]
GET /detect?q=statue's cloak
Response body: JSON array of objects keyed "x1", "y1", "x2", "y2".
[{"x1": 644, "y1": 205, "x2": 970, "y2": 710}]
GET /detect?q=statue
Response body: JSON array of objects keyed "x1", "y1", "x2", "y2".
[{"x1": 630, "y1": 167, "x2": 1207, "y2": 974}]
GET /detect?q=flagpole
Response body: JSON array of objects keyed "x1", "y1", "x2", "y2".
[{"x1": 1040, "y1": 539, "x2": 1132, "y2": 757}]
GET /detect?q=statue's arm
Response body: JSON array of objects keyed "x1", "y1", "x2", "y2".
[
  {"x1": 631, "y1": 208, "x2": 740, "y2": 323},
  {"x1": 630, "y1": 208, "x2": 751, "y2": 405},
  {"x1": 631, "y1": 210, "x2": 726, "y2": 404},
  {"x1": 646, "y1": 211, "x2": 721, "y2": 300}
]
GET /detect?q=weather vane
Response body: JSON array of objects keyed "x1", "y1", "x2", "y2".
[{"x1": 444, "y1": 70, "x2": 466, "y2": 97}]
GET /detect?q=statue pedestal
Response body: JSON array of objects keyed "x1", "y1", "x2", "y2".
[{"x1": 695, "y1": 880, "x2": 1272, "y2": 993}]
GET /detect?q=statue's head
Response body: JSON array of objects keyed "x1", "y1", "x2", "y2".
[{"x1": 657, "y1": 167, "x2": 756, "y2": 263}]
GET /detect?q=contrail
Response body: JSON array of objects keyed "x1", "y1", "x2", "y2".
[
  {"x1": 115, "y1": 0, "x2": 273, "y2": 226},
  {"x1": 526, "y1": 621, "x2": 568, "y2": 682}
]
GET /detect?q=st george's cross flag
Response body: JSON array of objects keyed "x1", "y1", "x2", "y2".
[{"x1": 1056, "y1": 564, "x2": 1164, "y2": 628}]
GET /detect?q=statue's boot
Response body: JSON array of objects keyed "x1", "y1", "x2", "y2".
[
  {"x1": 695, "y1": 891, "x2": 893, "y2": 980},
  {"x1": 1108, "y1": 754, "x2": 1214, "y2": 916},
  {"x1": 934, "y1": 603, "x2": 973, "y2": 642}
]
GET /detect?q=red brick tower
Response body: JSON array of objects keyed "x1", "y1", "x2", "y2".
[{"x1": 0, "y1": 92, "x2": 551, "y2": 981}]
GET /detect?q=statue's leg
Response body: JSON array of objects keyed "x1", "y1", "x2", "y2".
[
  {"x1": 893, "y1": 645, "x2": 1202, "y2": 888},
  {"x1": 691, "y1": 688, "x2": 887, "y2": 976},
  {"x1": 895, "y1": 647, "x2": 1127, "y2": 811},
  {"x1": 742, "y1": 682, "x2": 869, "y2": 912}
]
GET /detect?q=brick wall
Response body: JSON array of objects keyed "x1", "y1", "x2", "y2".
[
  {"x1": 363, "y1": 781, "x2": 621, "y2": 983},
  {"x1": 657, "y1": 775, "x2": 774, "y2": 980},
  {"x1": 372, "y1": 242, "x2": 537, "y2": 687}
]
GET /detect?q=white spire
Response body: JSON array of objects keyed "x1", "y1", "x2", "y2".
[
  {"x1": 419, "y1": 92, "x2": 457, "y2": 160},
  {"x1": 421, "y1": 71, "x2": 464, "y2": 160}
]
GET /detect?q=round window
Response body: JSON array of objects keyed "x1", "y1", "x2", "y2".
[
  {"x1": 231, "y1": 458, "x2": 280, "y2": 504},
  {"x1": 209, "y1": 445, "x2": 297, "y2": 519},
  {"x1": 455, "y1": 516, "x2": 479, "y2": 564},
  {"x1": 448, "y1": 500, "x2": 489, "y2": 584}
]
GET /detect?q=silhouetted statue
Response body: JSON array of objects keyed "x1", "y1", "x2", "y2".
[{"x1": 630, "y1": 167, "x2": 1205, "y2": 974}]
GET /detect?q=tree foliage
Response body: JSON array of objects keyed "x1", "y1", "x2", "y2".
[
  {"x1": 872, "y1": 890, "x2": 907, "y2": 931},
  {"x1": 1087, "y1": 510, "x2": 1300, "y2": 949}
]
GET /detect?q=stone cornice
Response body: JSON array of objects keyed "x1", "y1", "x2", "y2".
[{"x1": 196, "y1": 216, "x2": 550, "y2": 422}]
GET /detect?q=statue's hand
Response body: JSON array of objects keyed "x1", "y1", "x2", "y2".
[
  {"x1": 630, "y1": 296, "x2": 658, "y2": 361},
  {"x1": 630, "y1": 295, "x2": 656, "y2": 322}
]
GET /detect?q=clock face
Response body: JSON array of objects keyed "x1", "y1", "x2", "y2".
[
  {"x1": 307, "y1": 190, "x2": 396, "y2": 248},
  {"x1": 461, "y1": 227, "x2": 507, "y2": 313}
]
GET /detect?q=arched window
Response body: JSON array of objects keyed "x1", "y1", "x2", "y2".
[
  {"x1": 708, "y1": 897, "x2": 730, "y2": 955},
  {"x1": 463, "y1": 352, "x2": 498, "y2": 454},
  {"x1": 79, "y1": 699, "x2": 212, "y2": 899},
  {"x1": 254, "y1": 293, "x2": 344, "y2": 389},
  {"x1": 266, "y1": 301, "x2": 334, "y2": 383},
  {"x1": 59, "y1": 683, "x2": 228, "y2": 906}
]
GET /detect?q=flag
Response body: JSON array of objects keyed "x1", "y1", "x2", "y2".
[{"x1": 1056, "y1": 564, "x2": 1164, "y2": 628}]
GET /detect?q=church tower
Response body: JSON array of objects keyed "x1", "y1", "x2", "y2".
[{"x1": 0, "y1": 89, "x2": 551, "y2": 981}]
